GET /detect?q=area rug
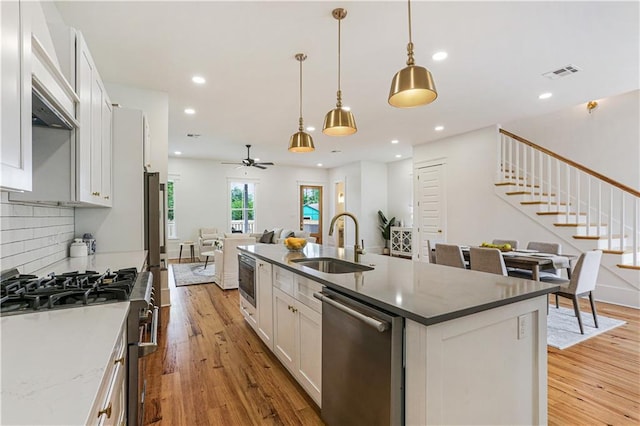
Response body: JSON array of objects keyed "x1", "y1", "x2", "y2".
[
  {"x1": 547, "y1": 305, "x2": 626, "y2": 350},
  {"x1": 171, "y1": 263, "x2": 216, "y2": 287}
]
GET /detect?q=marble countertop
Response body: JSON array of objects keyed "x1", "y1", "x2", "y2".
[
  {"x1": 239, "y1": 244, "x2": 559, "y2": 326},
  {"x1": 1, "y1": 302, "x2": 130, "y2": 425},
  {"x1": 32, "y1": 250, "x2": 148, "y2": 276},
  {"x1": 1, "y1": 251, "x2": 146, "y2": 425}
]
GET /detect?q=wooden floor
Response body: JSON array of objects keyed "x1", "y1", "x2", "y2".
[{"x1": 144, "y1": 265, "x2": 639, "y2": 425}]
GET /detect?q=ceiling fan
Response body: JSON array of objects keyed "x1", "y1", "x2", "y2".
[{"x1": 222, "y1": 144, "x2": 274, "y2": 169}]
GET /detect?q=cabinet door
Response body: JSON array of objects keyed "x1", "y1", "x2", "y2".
[
  {"x1": 256, "y1": 260, "x2": 273, "y2": 349},
  {"x1": 272, "y1": 287, "x2": 296, "y2": 373},
  {"x1": 296, "y1": 301, "x2": 322, "y2": 406},
  {"x1": 101, "y1": 99, "x2": 112, "y2": 205},
  {"x1": 76, "y1": 35, "x2": 94, "y2": 202},
  {"x1": 90, "y1": 75, "x2": 104, "y2": 201},
  {"x1": 1, "y1": 0, "x2": 32, "y2": 192}
]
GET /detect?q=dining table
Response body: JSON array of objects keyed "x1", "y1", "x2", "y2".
[{"x1": 436, "y1": 246, "x2": 575, "y2": 281}]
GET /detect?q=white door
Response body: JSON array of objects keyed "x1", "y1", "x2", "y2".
[
  {"x1": 272, "y1": 287, "x2": 296, "y2": 374},
  {"x1": 416, "y1": 163, "x2": 445, "y2": 263}
]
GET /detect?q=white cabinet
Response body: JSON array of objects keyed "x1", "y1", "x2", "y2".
[
  {"x1": 77, "y1": 32, "x2": 112, "y2": 206},
  {"x1": 89, "y1": 320, "x2": 127, "y2": 426},
  {"x1": 272, "y1": 269, "x2": 322, "y2": 406},
  {"x1": 240, "y1": 294, "x2": 258, "y2": 331},
  {"x1": 1, "y1": 0, "x2": 32, "y2": 192},
  {"x1": 143, "y1": 115, "x2": 151, "y2": 170},
  {"x1": 256, "y1": 259, "x2": 273, "y2": 349},
  {"x1": 390, "y1": 226, "x2": 412, "y2": 257}
]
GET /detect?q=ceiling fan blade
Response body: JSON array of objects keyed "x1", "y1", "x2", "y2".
[
  {"x1": 255, "y1": 162, "x2": 274, "y2": 166},
  {"x1": 253, "y1": 164, "x2": 267, "y2": 170},
  {"x1": 221, "y1": 162, "x2": 243, "y2": 165}
]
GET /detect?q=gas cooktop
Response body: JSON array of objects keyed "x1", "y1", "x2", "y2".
[{"x1": 0, "y1": 267, "x2": 139, "y2": 316}]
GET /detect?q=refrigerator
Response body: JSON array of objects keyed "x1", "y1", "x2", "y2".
[{"x1": 144, "y1": 171, "x2": 165, "y2": 312}]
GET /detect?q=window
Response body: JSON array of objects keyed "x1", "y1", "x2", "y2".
[
  {"x1": 167, "y1": 179, "x2": 177, "y2": 239},
  {"x1": 230, "y1": 181, "x2": 255, "y2": 233}
]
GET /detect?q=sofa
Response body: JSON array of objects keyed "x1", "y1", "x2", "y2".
[{"x1": 211, "y1": 228, "x2": 316, "y2": 290}]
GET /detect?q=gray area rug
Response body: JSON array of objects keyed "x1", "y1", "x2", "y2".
[
  {"x1": 172, "y1": 262, "x2": 215, "y2": 286},
  {"x1": 547, "y1": 305, "x2": 625, "y2": 350}
]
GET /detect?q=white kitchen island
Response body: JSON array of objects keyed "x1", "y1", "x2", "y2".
[{"x1": 240, "y1": 244, "x2": 557, "y2": 425}]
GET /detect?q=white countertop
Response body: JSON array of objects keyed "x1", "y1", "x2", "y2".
[
  {"x1": 0, "y1": 302, "x2": 130, "y2": 425},
  {"x1": 32, "y1": 250, "x2": 148, "y2": 276}
]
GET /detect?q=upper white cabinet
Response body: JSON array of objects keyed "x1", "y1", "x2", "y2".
[
  {"x1": 77, "y1": 32, "x2": 112, "y2": 206},
  {"x1": 1, "y1": 0, "x2": 32, "y2": 192}
]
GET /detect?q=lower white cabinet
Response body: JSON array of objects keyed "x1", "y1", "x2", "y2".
[
  {"x1": 89, "y1": 320, "x2": 127, "y2": 426},
  {"x1": 256, "y1": 259, "x2": 273, "y2": 349},
  {"x1": 272, "y1": 274, "x2": 322, "y2": 406},
  {"x1": 240, "y1": 293, "x2": 258, "y2": 332},
  {"x1": 390, "y1": 226, "x2": 412, "y2": 257}
]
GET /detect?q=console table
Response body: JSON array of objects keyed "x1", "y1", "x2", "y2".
[{"x1": 390, "y1": 227, "x2": 412, "y2": 257}]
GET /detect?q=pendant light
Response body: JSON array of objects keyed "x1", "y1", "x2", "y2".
[
  {"x1": 388, "y1": 0, "x2": 438, "y2": 108},
  {"x1": 323, "y1": 8, "x2": 357, "y2": 136},
  {"x1": 289, "y1": 53, "x2": 315, "y2": 152}
]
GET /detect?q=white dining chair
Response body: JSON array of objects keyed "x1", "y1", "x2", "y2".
[
  {"x1": 547, "y1": 250, "x2": 602, "y2": 334},
  {"x1": 435, "y1": 244, "x2": 466, "y2": 268},
  {"x1": 469, "y1": 247, "x2": 508, "y2": 276}
]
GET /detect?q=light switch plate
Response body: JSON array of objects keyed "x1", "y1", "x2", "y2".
[{"x1": 518, "y1": 314, "x2": 527, "y2": 340}]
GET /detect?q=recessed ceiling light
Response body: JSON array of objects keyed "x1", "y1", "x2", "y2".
[
  {"x1": 184, "y1": 108, "x2": 195, "y2": 114},
  {"x1": 432, "y1": 51, "x2": 448, "y2": 61},
  {"x1": 342, "y1": 106, "x2": 351, "y2": 111},
  {"x1": 331, "y1": 150, "x2": 341, "y2": 153},
  {"x1": 174, "y1": 151, "x2": 182, "y2": 155},
  {"x1": 434, "y1": 125, "x2": 444, "y2": 131},
  {"x1": 538, "y1": 92, "x2": 553, "y2": 100},
  {"x1": 391, "y1": 139, "x2": 399, "y2": 144},
  {"x1": 395, "y1": 154, "x2": 402, "y2": 158},
  {"x1": 192, "y1": 75, "x2": 206, "y2": 84},
  {"x1": 306, "y1": 126, "x2": 316, "y2": 132},
  {"x1": 317, "y1": 163, "x2": 323, "y2": 167}
]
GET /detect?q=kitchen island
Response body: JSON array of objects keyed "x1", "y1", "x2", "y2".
[{"x1": 239, "y1": 243, "x2": 559, "y2": 425}]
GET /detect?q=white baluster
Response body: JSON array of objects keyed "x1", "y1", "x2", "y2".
[
  {"x1": 515, "y1": 143, "x2": 520, "y2": 189},
  {"x1": 620, "y1": 193, "x2": 625, "y2": 255},
  {"x1": 597, "y1": 181, "x2": 602, "y2": 238},
  {"x1": 608, "y1": 189, "x2": 613, "y2": 251},
  {"x1": 556, "y1": 159, "x2": 561, "y2": 210},
  {"x1": 586, "y1": 177, "x2": 591, "y2": 235},
  {"x1": 566, "y1": 164, "x2": 571, "y2": 223},
  {"x1": 523, "y1": 147, "x2": 528, "y2": 194},
  {"x1": 538, "y1": 151, "x2": 543, "y2": 200},
  {"x1": 547, "y1": 155, "x2": 552, "y2": 208},
  {"x1": 576, "y1": 171, "x2": 582, "y2": 231},
  {"x1": 634, "y1": 197, "x2": 639, "y2": 266}
]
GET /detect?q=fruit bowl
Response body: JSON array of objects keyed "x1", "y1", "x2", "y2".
[
  {"x1": 284, "y1": 237, "x2": 307, "y2": 252},
  {"x1": 480, "y1": 242, "x2": 513, "y2": 252}
]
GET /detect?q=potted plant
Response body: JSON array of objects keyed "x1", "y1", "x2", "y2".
[{"x1": 378, "y1": 210, "x2": 396, "y2": 255}]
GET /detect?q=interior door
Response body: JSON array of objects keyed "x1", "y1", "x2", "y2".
[
  {"x1": 299, "y1": 185, "x2": 323, "y2": 244},
  {"x1": 416, "y1": 163, "x2": 445, "y2": 263}
]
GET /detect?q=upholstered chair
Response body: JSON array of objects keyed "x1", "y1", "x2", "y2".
[
  {"x1": 435, "y1": 244, "x2": 466, "y2": 268},
  {"x1": 469, "y1": 247, "x2": 508, "y2": 276}
]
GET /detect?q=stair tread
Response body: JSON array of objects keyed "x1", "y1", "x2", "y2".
[
  {"x1": 573, "y1": 234, "x2": 627, "y2": 240},
  {"x1": 520, "y1": 201, "x2": 570, "y2": 205},
  {"x1": 495, "y1": 182, "x2": 541, "y2": 188},
  {"x1": 554, "y1": 223, "x2": 607, "y2": 227},
  {"x1": 537, "y1": 211, "x2": 586, "y2": 216},
  {"x1": 617, "y1": 264, "x2": 640, "y2": 271},
  {"x1": 506, "y1": 191, "x2": 556, "y2": 196}
]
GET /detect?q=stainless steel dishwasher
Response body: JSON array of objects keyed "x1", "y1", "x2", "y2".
[{"x1": 314, "y1": 288, "x2": 404, "y2": 425}]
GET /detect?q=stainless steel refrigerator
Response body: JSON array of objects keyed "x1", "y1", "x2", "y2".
[{"x1": 144, "y1": 172, "x2": 165, "y2": 314}]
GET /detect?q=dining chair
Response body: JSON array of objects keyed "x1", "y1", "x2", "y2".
[
  {"x1": 426, "y1": 239, "x2": 437, "y2": 264},
  {"x1": 435, "y1": 244, "x2": 466, "y2": 268},
  {"x1": 509, "y1": 241, "x2": 564, "y2": 280},
  {"x1": 469, "y1": 247, "x2": 508, "y2": 276},
  {"x1": 547, "y1": 250, "x2": 602, "y2": 334},
  {"x1": 492, "y1": 239, "x2": 519, "y2": 250}
]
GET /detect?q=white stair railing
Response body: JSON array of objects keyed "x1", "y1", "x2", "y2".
[{"x1": 498, "y1": 129, "x2": 640, "y2": 267}]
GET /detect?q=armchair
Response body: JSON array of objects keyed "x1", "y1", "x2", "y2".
[{"x1": 198, "y1": 228, "x2": 221, "y2": 261}]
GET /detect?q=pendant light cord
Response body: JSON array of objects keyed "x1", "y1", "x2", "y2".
[
  {"x1": 299, "y1": 56, "x2": 304, "y2": 130},
  {"x1": 407, "y1": 0, "x2": 413, "y2": 45},
  {"x1": 406, "y1": 0, "x2": 415, "y2": 66}
]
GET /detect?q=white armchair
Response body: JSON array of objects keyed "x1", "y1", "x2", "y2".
[
  {"x1": 198, "y1": 228, "x2": 221, "y2": 261},
  {"x1": 213, "y1": 236, "x2": 256, "y2": 290}
]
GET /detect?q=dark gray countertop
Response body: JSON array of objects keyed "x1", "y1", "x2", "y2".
[{"x1": 239, "y1": 243, "x2": 560, "y2": 326}]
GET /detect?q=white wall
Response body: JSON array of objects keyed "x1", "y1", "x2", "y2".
[
  {"x1": 505, "y1": 89, "x2": 639, "y2": 190},
  {"x1": 329, "y1": 162, "x2": 362, "y2": 249},
  {"x1": 361, "y1": 161, "x2": 388, "y2": 252},
  {"x1": 168, "y1": 157, "x2": 328, "y2": 257},
  {"x1": 104, "y1": 83, "x2": 169, "y2": 183},
  {"x1": 387, "y1": 158, "x2": 414, "y2": 227}
]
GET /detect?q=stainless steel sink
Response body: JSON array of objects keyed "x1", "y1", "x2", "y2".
[{"x1": 291, "y1": 257, "x2": 374, "y2": 274}]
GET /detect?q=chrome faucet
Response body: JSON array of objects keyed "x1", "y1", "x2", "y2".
[{"x1": 328, "y1": 212, "x2": 364, "y2": 262}]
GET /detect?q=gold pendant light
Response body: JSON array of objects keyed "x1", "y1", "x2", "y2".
[
  {"x1": 323, "y1": 8, "x2": 357, "y2": 136},
  {"x1": 388, "y1": 0, "x2": 438, "y2": 108},
  {"x1": 289, "y1": 53, "x2": 315, "y2": 152}
]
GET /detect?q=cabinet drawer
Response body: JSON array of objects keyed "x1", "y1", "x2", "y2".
[
  {"x1": 295, "y1": 275, "x2": 323, "y2": 313},
  {"x1": 273, "y1": 266, "x2": 294, "y2": 296}
]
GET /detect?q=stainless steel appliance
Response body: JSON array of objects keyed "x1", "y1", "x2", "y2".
[
  {"x1": 314, "y1": 288, "x2": 404, "y2": 425},
  {"x1": 0, "y1": 267, "x2": 158, "y2": 426},
  {"x1": 144, "y1": 171, "x2": 166, "y2": 317},
  {"x1": 238, "y1": 253, "x2": 256, "y2": 307}
]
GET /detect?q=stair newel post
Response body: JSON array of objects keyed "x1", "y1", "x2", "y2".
[
  {"x1": 620, "y1": 193, "x2": 625, "y2": 255},
  {"x1": 497, "y1": 132, "x2": 504, "y2": 181},
  {"x1": 597, "y1": 181, "x2": 602, "y2": 238}
]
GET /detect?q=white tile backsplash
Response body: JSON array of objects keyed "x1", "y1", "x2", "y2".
[{"x1": 0, "y1": 192, "x2": 75, "y2": 274}]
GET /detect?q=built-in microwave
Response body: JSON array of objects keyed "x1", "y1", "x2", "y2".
[{"x1": 238, "y1": 253, "x2": 256, "y2": 307}]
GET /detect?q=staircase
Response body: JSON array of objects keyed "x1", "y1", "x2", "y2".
[{"x1": 494, "y1": 129, "x2": 639, "y2": 305}]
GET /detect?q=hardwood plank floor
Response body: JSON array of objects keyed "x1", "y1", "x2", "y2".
[{"x1": 144, "y1": 264, "x2": 639, "y2": 425}]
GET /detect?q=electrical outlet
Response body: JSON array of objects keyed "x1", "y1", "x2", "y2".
[{"x1": 518, "y1": 314, "x2": 527, "y2": 340}]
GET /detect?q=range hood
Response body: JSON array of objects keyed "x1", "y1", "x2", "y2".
[{"x1": 31, "y1": 34, "x2": 79, "y2": 130}]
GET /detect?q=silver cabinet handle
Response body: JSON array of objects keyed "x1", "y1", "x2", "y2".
[
  {"x1": 313, "y1": 292, "x2": 389, "y2": 332},
  {"x1": 138, "y1": 306, "x2": 159, "y2": 357}
]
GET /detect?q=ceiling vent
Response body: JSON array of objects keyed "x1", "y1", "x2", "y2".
[
  {"x1": 542, "y1": 64, "x2": 581, "y2": 80},
  {"x1": 186, "y1": 133, "x2": 201, "y2": 138}
]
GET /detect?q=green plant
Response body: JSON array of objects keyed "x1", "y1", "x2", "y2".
[{"x1": 378, "y1": 210, "x2": 396, "y2": 242}]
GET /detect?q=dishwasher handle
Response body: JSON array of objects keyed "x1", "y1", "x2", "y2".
[
  {"x1": 314, "y1": 292, "x2": 389, "y2": 332},
  {"x1": 138, "y1": 305, "x2": 159, "y2": 357}
]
